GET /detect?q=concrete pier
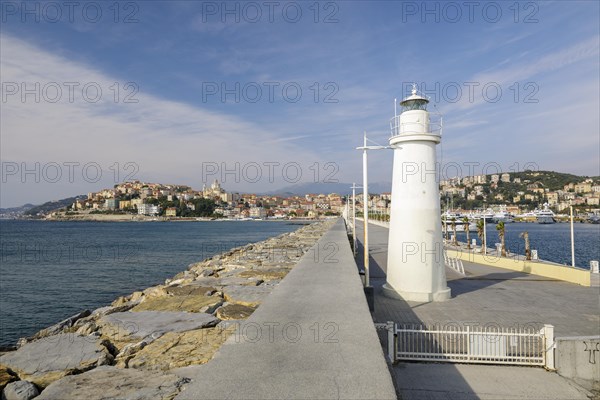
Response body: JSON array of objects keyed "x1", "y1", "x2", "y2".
[
  {"x1": 175, "y1": 218, "x2": 396, "y2": 399},
  {"x1": 355, "y1": 220, "x2": 599, "y2": 399}
]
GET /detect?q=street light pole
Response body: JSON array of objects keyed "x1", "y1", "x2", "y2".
[
  {"x1": 350, "y1": 183, "x2": 361, "y2": 257},
  {"x1": 356, "y1": 132, "x2": 389, "y2": 288},
  {"x1": 570, "y1": 202, "x2": 575, "y2": 267}
]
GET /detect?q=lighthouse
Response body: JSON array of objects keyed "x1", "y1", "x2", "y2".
[{"x1": 383, "y1": 85, "x2": 451, "y2": 302}]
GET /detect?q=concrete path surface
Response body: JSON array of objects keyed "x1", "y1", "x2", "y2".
[
  {"x1": 391, "y1": 363, "x2": 591, "y2": 400},
  {"x1": 354, "y1": 220, "x2": 598, "y2": 400},
  {"x1": 175, "y1": 219, "x2": 396, "y2": 399}
]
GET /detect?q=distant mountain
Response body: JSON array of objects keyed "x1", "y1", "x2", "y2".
[
  {"x1": 265, "y1": 182, "x2": 392, "y2": 196},
  {"x1": 23, "y1": 196, "x2": 85, "y2": 217},
  {"x1": 0, "y1": 203, "x2": 35, "y2": 218}
]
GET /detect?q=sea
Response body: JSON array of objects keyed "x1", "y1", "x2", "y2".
[
  {"x1": 453, "y1": 221, "x2": 599, "y2": 267},
  {"x1": 0, "y1": 220, "x2": 307, "y2": 347}
]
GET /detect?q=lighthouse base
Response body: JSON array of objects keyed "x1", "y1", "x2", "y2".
[{"x1": 382, "y1": 283, "x2": 451, "y2": 303}]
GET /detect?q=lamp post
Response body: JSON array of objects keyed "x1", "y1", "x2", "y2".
[
  {"x1": 356, "y1": 131, "x2": 388, "y2": 288},
  {"x1": 350, "y1": 183, "x2": 362, "y2": 257},
  {"x1": 570, "y1": 201, "x2": 575, "y2": 267}
]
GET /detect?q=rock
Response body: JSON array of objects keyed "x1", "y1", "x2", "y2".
[
  {"x1": 143, "y1": 285, "x2": 170, "y2": 298},
  {"x1": 216, "y1": 303, "x2": 256, "y2": 320},
  {"x1": 198, "y1": 300, "x2": 223, "y2": 314},
  {"x1": 98, "y1": 311, "x2": 218, "y2": 349},
  {"x1": 130, "y1": 295, "x2": 221, "y2": 313},
  {"x1": 0, "y1": 333, "x2": 113, "y2": 388},
  {"x1": 190, "y1": 276, "x2": 262, "y2": 289},
  {"x1": 36, "y1": 366, "x2": 187, "y2": 400},
  {"x1": 91, "y1": 303, "x2": 137, "y2": 317},
  {"x1": 164, "y1": 285, "x2": 216, "y2": 297},
  {"x1": 2, "y1": 380, "x2": 39, "y2": 400},
  {"x1": 114, "y1": 341, "x2": 148, "y2": 368},
  {"x1": 198, "y1": 268, "x2": 215, "y2": 277},
  {"x1": 237, "y1": 269, "x2": 290, "y2": 280},
  {"x1": 19, "y1": 310, "x2": 91, "y2": 345},
  {"x1": 76, "y1": 322, "x2": 98, "y2": 336},
  {"x1": 222, "y1": 285, "x2": 274, "y2": 307},
  {"x1": 126, "y1": 328, "x2": 233, "y2": 371},
  {"x1": 0, "y1": 366, "x2": 17, "y2": 390}
]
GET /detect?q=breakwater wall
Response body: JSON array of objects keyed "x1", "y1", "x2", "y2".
[
  {"x1": 445, "y1": 247, "x2": 592, "y2": 286},
  {"x1": 0, "y1": 220, "x2": 336, "y2": 398}
]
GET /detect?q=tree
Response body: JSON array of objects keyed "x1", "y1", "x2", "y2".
[
  {"x1": 520, "y1": 231, "x2": 531, "y2": 260},
  {"x1": 476, "y1": 219, "x2": 485, "y2": 253},
  {"x1": 496, "y1": 221, "x2": 507, "y2": 257},
  {"x1": 463, "y1": 216, "x2": 471, "y2": 249}
]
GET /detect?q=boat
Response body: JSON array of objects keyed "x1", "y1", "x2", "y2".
[
  {"x1": 588, "y1": 212, "x2": 600, "y2": 224},
  {"x1": 493, "y1": 207, "x2": 514, "y2": 223},
  {"x1": 441, "y1": 211, "x2": 477, "y2": 232},
  {"x1": 479, "y1": 208, "x2": 495, "y2": 222},
  {"x1": 536, "y1": 204, "x2": 556, "y2": 224}
]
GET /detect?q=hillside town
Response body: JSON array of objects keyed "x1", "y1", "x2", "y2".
[
  {"x1": 20, "y1": 170, "x2": 600, "y2": 221},
  {"x1": 58, "y1": 179, "x2": 344, "y2": 220}
]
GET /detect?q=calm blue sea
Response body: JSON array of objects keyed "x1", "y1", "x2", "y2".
[
  {"x1": 0, "y1": 220, "x2": 305, "y2": 347},
  {"x1": 453, "y1": 222, "x2": 600, "y2": 268}
]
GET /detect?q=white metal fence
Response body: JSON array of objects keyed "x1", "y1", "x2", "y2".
[
  {"x1": 444, "y1": 251, "x2": 465, "y2": 275},
  {"x1": 386, "y1": 322, "x2": 555, "y2": 369}
]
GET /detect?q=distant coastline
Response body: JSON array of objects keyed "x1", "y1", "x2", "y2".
[{"x1": 6, "y1": 214, "x2": 318, "y2": 223}]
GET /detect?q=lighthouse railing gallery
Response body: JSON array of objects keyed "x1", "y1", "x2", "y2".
[{"x1": 389, "y1": 112, "x2": 443, "y2": 137}]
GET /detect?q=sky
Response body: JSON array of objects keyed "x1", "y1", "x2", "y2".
[{"x1": 1, "y1": 0, "x2": 599, "y2": 207}]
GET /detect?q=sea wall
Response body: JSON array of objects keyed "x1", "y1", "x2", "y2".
[
  {"x1": 0, "y1": 219, "x2": 336, "y2": 399},
  {"x1": 446, "y1": 248, "x2": 592, "y2": 286}
]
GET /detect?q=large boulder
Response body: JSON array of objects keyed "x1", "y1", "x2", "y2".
[
  {"x1": 36, "y1": 365, "x2": 187, "y2": 400},
  {"x1": 222, "y1": 285, "x2": 274, "y2": 307},
  {"x1": 98, "y1": 311, "x2": 218, "y2": 349},
  {"x1": 236, "y1": 269, "x2": 290, "y2": 280},
  {"x1": 164, "y1": 285, "x2": 216, "y2": 297},
  {"x1": 17, "y1": 310, "x2": 91, "y2": 346},
  {"x1": 130, "y1": 295, "x2": 221, "y2": 313},
  {"x1": 125, "y1": 328, "x2": 233, "y2": 370},
  {"x1": 0, "y1": 334, "x2": 112, "y2": 388},
  {"x1": 216, "y1": 304, "x2": 256, "y2": 320},
  {"x1": 2, "y1": 380, "x2": 39, "y2": 400}
]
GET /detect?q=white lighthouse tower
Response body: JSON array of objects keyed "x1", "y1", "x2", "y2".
[{"x1": 383, "y1": 85, "x2": 451, "y2": 302}]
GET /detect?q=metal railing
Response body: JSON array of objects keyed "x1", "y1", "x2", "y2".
[
  {"x1": 444, "y1": 251, "x2": 465, "y2": 275},
  {"x1": 386, "y1": 322, "x2": 554, "y2": 368},
  {"x1": 390, "y1": 113, "x2": 442, "y2": 137}
]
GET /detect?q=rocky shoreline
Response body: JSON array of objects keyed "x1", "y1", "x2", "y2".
[{"x1": 0, "y1": 219, "x2": 336, "y2": 399}]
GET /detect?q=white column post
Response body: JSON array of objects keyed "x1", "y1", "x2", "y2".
[{"x1": 543, "y1": 324, "x2": 555, "y2": 370}]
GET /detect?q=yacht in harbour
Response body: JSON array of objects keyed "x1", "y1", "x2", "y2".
[
  {"x1": 536, "y1": 203, "x2": 556, "y2": 224},
  {"x1": 441, "y1": 211, "x2": 477, "y2": 232},
  {"x1": 480, "y1": 208, "x2": 495, "y2": 222},
  {"x1": 493, "y1": 207, "x2": 514, "y2": 223}
]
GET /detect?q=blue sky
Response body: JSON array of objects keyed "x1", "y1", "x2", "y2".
[{"x1": 1, "y1": 1, "x2": 599, "y2": 207}]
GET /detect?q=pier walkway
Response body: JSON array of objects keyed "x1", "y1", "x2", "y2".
[
  {"x1": 175, "y1": 219, "x2": 396, "y2": 399},
  {"x1": 355, "y1": 221, "x2": 599, "y2": 399}
]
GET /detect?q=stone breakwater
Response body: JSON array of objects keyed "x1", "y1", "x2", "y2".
[{"x1": 0, "y1": 219, "x2": 336, "y2": 400}]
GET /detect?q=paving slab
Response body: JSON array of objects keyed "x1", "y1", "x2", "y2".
[{"x1": 391, "y1": 362, "x2": 590, "y2": 400}]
